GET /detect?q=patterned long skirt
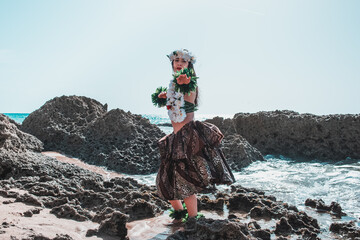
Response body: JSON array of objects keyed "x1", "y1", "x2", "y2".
[{"x1": 155, "y1": 120, "x2": 236, "y2": 200}]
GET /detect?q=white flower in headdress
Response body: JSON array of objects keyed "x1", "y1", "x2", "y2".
[{"x1": 167, "y1": 49, "x2": 196, "y2": 64}]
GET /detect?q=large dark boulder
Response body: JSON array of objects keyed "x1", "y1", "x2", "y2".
[
  {"x1": 233, "y1": 110, "x2": 360, "y2": 161},
  {"x1": 21, "y1": 95, "x2": 107, "y2": 152},
  {"x1": 221, "y1": 134, "x2": 264, "y2": 171},
  {"x1": 209, "y1": 110, "x2": 360, "y2": 161},
  {"x1": 205, "y1": 117, "x2": 264, "y2": 170},
  {"x1": 20, "y1": 95, "x2": 164, "y2": 174},
  {"x1": 81, "y1": 108, "x2": 164, "y2": 174}
]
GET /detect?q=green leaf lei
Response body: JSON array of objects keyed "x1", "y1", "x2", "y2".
[
  {"x1": 169, "y1": 203, "x2": 188, "y2": 220},
  {"x1": 182, "y1": 212, "x2": 204, "y2": 223},
  {"x1": 172, "y1": 68, "x2": 198, "y2": 96},
  {"x1": 151, "y1": 86, "x2": 167, "y2": 108},
  {"x1": 169, "y1": 203, "x2": 204, "y2": 222}
]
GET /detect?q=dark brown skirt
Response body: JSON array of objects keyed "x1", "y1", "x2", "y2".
[{"x1": 155, "y1": 120, "x2": 235, "y2": 200}]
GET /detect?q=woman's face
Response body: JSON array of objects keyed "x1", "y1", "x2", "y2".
[{"x1": 173, "y1": 57, "x2": 189, "y2": 72}]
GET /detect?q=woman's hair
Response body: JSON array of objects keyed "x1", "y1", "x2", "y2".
[{"x1": 172, "y1": 61, "x2": 199, "y2": 106}]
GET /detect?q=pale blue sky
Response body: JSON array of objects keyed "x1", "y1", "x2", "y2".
[{"x1": 1, "y1": 0, "x2": 359, "y2": 116}]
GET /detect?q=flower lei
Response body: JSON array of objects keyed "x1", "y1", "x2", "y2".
[
  {"x1": 166, "y1": 80, "x2": 186, "y2": 122},
  {"x1": 151, "y1": 67, "x2": 198, "y2": 123},
  {"x1": 166, "y1": 68, "x2": 198, "y2": 122}
]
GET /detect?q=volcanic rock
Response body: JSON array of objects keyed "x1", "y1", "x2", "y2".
[
  {"x1": 167, "y1": 217, "x2": 268, "y2": 240},
  {"x1": 329, "y1": 221, "x2": 360, "y2": 239},
  {"x1": 1, "y1": 113, "x2": 169, "y2": 226},
  {"x1": 232, "y1": 110, "x2": 360, "y2": 161},
  {"x1": 0, "y1": 114, "x2": 43, "y2": 153},
  {"x1": 87, "y1": 211, "x2": 129, "y2": 239},
  {"x1": 206, "y1": 111, "x2": 360, "y2": 161},
  {"x1": 227, "y1": 185, "x2": 320, "y2": 238},
  {"x1": 305, "y1": 198, "x2": 346, "y2": 217},
  {"x1": 221, "y1": 134, "x2": 264, "y2": 171},
  {"x1": 274, "y1": 217, "x2": 293, "y2": 236},
  {"x1": 21, "y1": 96, "x2": 106, "y2": 152},
  {"x1": 198, "y1": 195, "x2": 224, "y2": 211},
  {"x1": 205, "y1": 117, "x2": 264, "y2": 170},
  {"x1": 20, "y1": 95, "x2": 165, "y2": 174}
]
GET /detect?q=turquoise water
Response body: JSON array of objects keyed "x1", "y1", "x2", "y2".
[
  {"x1": 3, "y1": 113, "x2": 29, "y2": 124},
  {"x1": 4, "y1": 113, "x2": 233, "y2": 134},
  {"x1": 4, "y1": 113, "x2": 233, "y2": 125}
]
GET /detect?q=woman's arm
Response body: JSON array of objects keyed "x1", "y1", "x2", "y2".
[{"x1": 183, "y1": 88, "x2": 196, "y2": 103}]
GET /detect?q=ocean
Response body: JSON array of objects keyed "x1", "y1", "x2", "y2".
[{"x1": 3, "y1": 113, "x2": 360, "y2": 238}]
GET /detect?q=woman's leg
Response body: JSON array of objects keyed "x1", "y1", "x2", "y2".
[
  {"x1": 169, "y1": 200, "x2": 183, "y2": 210},
  {"x1": 184, "y1": 194, "x2": 198, "y2": 217},
  {"x1": 168, "y1": 200, "x2": 184, "y2": 223}
]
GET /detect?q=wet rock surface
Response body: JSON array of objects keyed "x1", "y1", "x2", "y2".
[
  {"x1": 329, "y1": 221, "x2": 360, "y2": 239},
  {"x1": 87, "y1": 211, "x2": 129, "y2": 239},
  {"x1": 305, "y1": 198, "x2": 347, "y2": 217},
  {"x1": 20, "y1": 96, "x2": 164, "y2": 174},
  {"x1": 227, "y1": 185, "x2": 320, "y2": 239},
  {"x1": 167, "y1": 185, "x2": 326, "y2": 240},
  {"x1": 167, "y1": 217, "x2": 271, "y2": 240}
]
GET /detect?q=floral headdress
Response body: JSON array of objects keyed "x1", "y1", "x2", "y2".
[{"x1": 167, "y1": 49, "x2": 196, "y2": 64}]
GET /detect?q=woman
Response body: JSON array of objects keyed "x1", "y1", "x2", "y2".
[{"x1": 156, "y1": 49, "x2": 235, "y2": 223}]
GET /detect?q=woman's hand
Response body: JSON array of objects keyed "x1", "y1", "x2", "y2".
[
  {"x1": 158, "y1": 92, "x2": 167, "y2": 99},
  {"x1": 176, "y1": 74, "x2": 191, "y2": 85}
]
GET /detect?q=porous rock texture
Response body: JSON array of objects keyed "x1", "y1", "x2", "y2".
[
  {"x1": 329, "y1": 221, "x2": 360, "y2": 239},
  {"x1": 167, "y1": 217, "x2": 270, "y2": 240},
  {"x1": 167, "y1": 185, "x2": 322, "y2": 240},
  {"x1": 220, "y1": 133, "x2": 264, "y2": 171},
  {"x1": 0, "y1": 114, "x2": 169, "y2": 239},
  {"x1": 206, "y1": 110, "x2": 360, "y2": 161},
  {"x1": 305, "y1": 198, "x2": 346, "y2": 217},
  {"x1": 205, "y1": 117, "x2": 264, "y2": 171},
  {"x1": 227, "y1": 185, "x2": 321, "y2": 239},
  {"x1": 0, "y1": 113, "x2": 43, "y2": 154},
  {"x1": 21, "y1": 95, "x2": 164, "y2": 174}
]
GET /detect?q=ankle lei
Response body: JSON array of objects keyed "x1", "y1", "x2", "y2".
[{"x1": 169, "y1": 204, "x2": 204, "y2": 222}]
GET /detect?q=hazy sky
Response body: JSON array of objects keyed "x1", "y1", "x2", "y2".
[{"x1": 1, "y1": 0, "x2": 359, "y2": 116}]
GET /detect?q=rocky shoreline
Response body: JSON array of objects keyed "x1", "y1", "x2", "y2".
[
  {"x1": 20, "y1": 96, "x2": 264, "y2": 175},
  {"x1": 206, "y1": 110, "x2": 360, "y2": 161},
  {"x1": 1, "y1": 95, "x2": 360, "y2": 239}
]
